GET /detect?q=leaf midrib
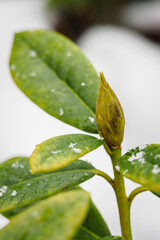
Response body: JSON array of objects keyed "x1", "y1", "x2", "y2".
[
  {"x1": 18, "y1": 35, "x2": 96, "y2": 118},
  {"x1": 2, "y1": 169, "x2": 96, "y2": 189}
]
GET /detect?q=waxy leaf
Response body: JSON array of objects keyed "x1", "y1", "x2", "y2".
[
  {"x1": 30, "y1": 134, "x2": 103, "y2": 174},
  {"x1": 118, "y1": 144, "x2": 160, "y2": 191},
  {"x1": 4, "y1": 200, "x2": 111, "y2": 237},
  {"x1": 0, "y1": 157, "x2": 34, "y2": 187},
  {"x1": 10, "y1": 30, "x2": 99, "y2": 133},
  {"x1": 1, "y1": 158, "x2": 111, "y2": 238},
  {"x1": 74, "y1": 228, "x2": 122, "y2": 240},
  {"x1": 74, "y1": 227, "x2": 98, "y2": 240},
  {"x1": 0, "y1": 190, "x2": 90, "y2": 240},
  {"x1": 99, "y1": 237, "x2": 122, "y2": 240},
  {"x1": 0, "y1": 158, "x2": 95, "y2": 213},
  {"x1": 0, "y1": 156, "x2": 94, "y2": 187},
  {"x1": 83, "y1": 200, "x2": 111, "y2": 236},
  {"x1": 2, "y1": 183, "x2": 111, "y2": 238}
]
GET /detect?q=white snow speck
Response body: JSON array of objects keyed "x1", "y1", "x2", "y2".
[
  {"x1": 128, "y1": 155, "x2": 136, "y2": 162},
  {"x1": 0, "y1": 192, "x2": 3, "y2": 197},
  {"x1": 128, "y1": 151, "x2": 145, "y2": 164},
  {"x1": 72, "y1": 148, "x2": 81, "y2": 153},
  {"x1": 155, "y1": 154, "x2": 160, "y2": 159},
  {"x1": 10, "y1": 64, "x2": 16, "y2": 70},
  {"x1": 30, "y1": 50, "x2": 37, "y2": 58},
  {"x1": 89, "y1": 117, "x2": 95, "y2": 123},
  {"x1": 51, "y1": 150, "x2": 62, "y2": 154},
  {"x1": 59, "y1": 108, "x2": 64, "y2": 116},
  {"x1": 115, "y1": 165, "x2": 120, "y2": 172},
  {"x1": 152, "y1": 164, "x2": 160, "y2": 174},
  {"x1": 11, "y1": 190, "x2": 17, "y2": 196},
  {"x1": 30, "y1": 72, "x2": 36, "y2": 77},
  {"x1": 68, "y1": 143, "x2": 77, "y2": 148},
  {"x1": 0, "y1": 186, "x2": 8, "y2": 193},
  {"x1": 12, "y1": 162, "x2": 24, "y2": 169},
  {"x1": 138, "y1": 158, "x2": 145, "y2": 164},
  {"x1": 139, "y1": 144, "x2": 147, "y2": 151},
  {"x1": 81, "y1": 82, "x2": 86, "y2": 86},
  {"x1": 66, "y1": 52, "x2": 72, "y2": 57},
  {"x1": 123, "y1": 170, "x2": 128, "y2": 174},
  {"x1": 51, "y1": 89, "x2": 55, "y2": 93},
  {"x1": 22, "y1": 74, "x2": 26, "y2": 79}
]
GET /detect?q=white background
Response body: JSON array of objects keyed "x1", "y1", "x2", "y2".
[{"x1": 0, "y1": 0, "x2": 160, "y2": 239}]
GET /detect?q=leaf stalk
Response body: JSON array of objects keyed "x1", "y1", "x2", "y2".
[
  {"x1": 91, "y1": 169, "x2": 115, "y2": 189},
  {"x1": 128, "y1": 186, "x2": 150, "y2": 204}
]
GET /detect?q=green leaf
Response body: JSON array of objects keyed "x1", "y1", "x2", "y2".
[
  {"x1": 0, "y1": 190, "x2": 90, "y2": 240},
  {"x1": 29, "y1": 134, "x2": 103, "y2": 174},
  {"x1": 0, "y1": 157, "x2": 35, "y2": 187},
  {"x1": 99, "y1": 237, "x2": 123, "y2": 240},
  {"x1": 74, "y1": 227, "x2": 98, "y2": 240},
  {"x1": 0, "y1": 158, "x2": 95, "y2": 213},
  {"x1": 9, "y1": 30, "x2": 99, "y2": 133},
  {"x1": 74, "y1": 227, "x2": 122, "y2": 240},
  {"x1": 2, "y1": 187, "x2": 111, "y2": 240},
  {"x1": 3, "y1": 189, "x2": 111, "y2": 240},
  {"x1": 2, "y1": 205, "x2": 29, "y2": 219},
  {"x1": 0, "y1": 156, "x2": 94, "y2": 187},
  {"x1": 83, "y1": 200, "x2": 111, "y2": 236},
  {"x1": 118, "y1": 144, "x2": 160, "y2": 191}
]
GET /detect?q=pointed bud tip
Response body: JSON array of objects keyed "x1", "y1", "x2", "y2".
[
  {"x1": 100, "y1": 72, "x2": 108, "y2": 88},
  {"x1": 96, "y1": 72, "x2": 125, "y2": 147}
]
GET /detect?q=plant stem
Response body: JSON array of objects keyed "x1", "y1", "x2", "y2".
[
  {"x1": 128, "y1": 186, "x2": 150, "y2": 204},
  {"x1": 110, "y1": 147, "x2": 132, "y2": 240},
  {"x1": 91, "y1": 169, "x2": 115, "y2": 189}
]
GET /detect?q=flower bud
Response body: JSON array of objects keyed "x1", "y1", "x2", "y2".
[{"x1": 96, "y1": 72, "x2": 125, "y2": 148}]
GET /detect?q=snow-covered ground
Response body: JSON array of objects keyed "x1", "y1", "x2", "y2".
[{"x1": 0, "y1": 0, "x2": 160, "y2": 239}]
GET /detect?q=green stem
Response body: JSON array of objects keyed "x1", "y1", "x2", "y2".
[
  {"x1": 110, "y1": 147, "x2": 132, "y2": 240},
  {"x1": 128, "y1": 186, "x2": 150, "y2": 204},
  {"x1": 91, "y1": 169, "x2": 115, "y2": 189}
]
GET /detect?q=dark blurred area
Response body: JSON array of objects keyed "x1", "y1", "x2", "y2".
[{"x1": 48, "y1": 0, "x2": 160, "y2": 43}]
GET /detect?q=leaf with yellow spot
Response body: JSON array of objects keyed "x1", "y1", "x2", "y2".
[
  {"x1": 30, "y1": 134, "x2": 103, "y2": 174},
  {"x1": 0, "y1": 190, "x2": 90, "y2": 240},
  {"x1": 118, "y1": 144, "x2": 160, "y2": 191}
]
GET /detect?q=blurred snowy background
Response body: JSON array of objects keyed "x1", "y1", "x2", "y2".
[{"x1": 0, "y1": 0, "x2": 160, "y2": 239}]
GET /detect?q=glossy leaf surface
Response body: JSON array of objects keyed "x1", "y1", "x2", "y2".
[
  {"x1": 0, "y1": 156, "x2": 94, "y2": 187},
  {"x1": 2, "y1": 185, "x2": 111, "y2": 238},
  {"x1": 30, "y1": 134, "x2": 103, "y2": 174},
  {"x1": 118, "y1": 144, "x2": 160, "y2": 191},
  {"x1": 99, "y1": 237, "x2": 122, "y2": 240},
  {"x1": 0, "y1": 190, "x2": 90, "y2": 240},
  {"x1": 10, "y1": 30, "x2": 99, "y2": 133},
  {"x1": 0, "y1": 157, "x2": 35, "y2": 187},
  {"x1": 74, "y1": 227, "x2": 122, "y2": 240},
  {"x1": 3, "y1": 189, "x2": 111, "y2": 239},
  {"x1": 0, "y1": 158, "x2": 95, "y2": 213},
  {"x1": 74, "y1": 227, "x2": 98, "y2": 240}
]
